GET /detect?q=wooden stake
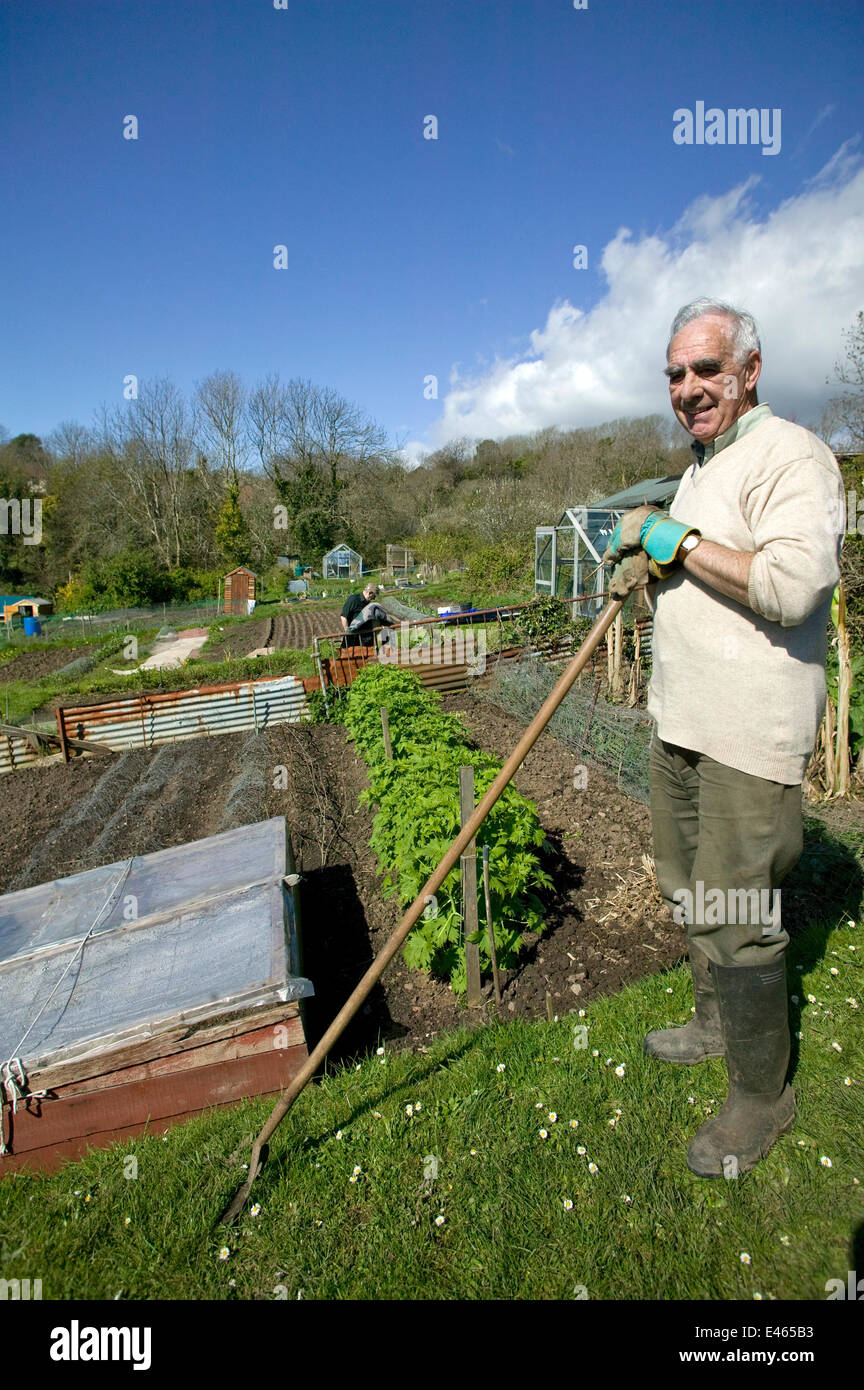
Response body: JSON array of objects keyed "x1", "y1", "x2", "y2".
[
  {"x1": 482, "y1": 844, "x2": 502, "y2": 1004},
  {"x1": 460, "y1": 766, "x2": 482, "y2": 1007},
  {"x1": 381, "y1": 706, "x2": 393, "y2": 760}
]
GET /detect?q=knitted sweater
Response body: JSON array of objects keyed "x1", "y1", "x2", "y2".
[{"x1": 647, "y1": 408, "x2": 845, "y2": 783}]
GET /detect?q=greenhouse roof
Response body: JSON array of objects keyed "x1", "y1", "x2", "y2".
[{"x1": 591, "y1": 475, "x2": 683, "y2": 510}]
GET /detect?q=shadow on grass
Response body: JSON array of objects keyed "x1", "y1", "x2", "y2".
[
  {"x1": 784, "y1": 818, "x2": 863, "y2": 1079},
  {"x1": 215, "y1": 1031, "x2": 484, "y2": 1222}
]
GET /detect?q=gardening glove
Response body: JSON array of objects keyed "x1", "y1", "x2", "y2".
[
  {"x1": 605, "y1": 506, "x2": 700, "y2": 576},
  {"x1": 607, "y1": 549, "x2": 652, "y2": 600}
]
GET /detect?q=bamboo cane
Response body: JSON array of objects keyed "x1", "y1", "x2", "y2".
[{"x1": 218, "y1": 597, "x2": 624, "y2": 1224}]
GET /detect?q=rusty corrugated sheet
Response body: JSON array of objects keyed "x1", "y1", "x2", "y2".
[
  {"x1": 0, "y1": 733, "x2": 41, "y2": 776},
  {"x1": 57, "y1": 672, "x2": 310, "y2": 752}
]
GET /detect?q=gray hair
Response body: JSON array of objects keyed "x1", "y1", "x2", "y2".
[{"x1": 668, "y1": 298, "x2": 761, "y2": 364}]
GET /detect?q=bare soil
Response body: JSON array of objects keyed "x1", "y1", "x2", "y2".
[
  {"x1": 2, "y1": 688, "x2": 859, "y2": 1068},
  {"x1": 192, "y1": 605, "x2": 341, "y2": 661},
  {"x1": 0, "y1": 647, "x2": 89, "y2": 683}
]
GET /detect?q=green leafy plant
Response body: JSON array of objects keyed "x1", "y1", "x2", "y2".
[{"x1": 343, "y1": 665, "x2": 552, "y2": 992}]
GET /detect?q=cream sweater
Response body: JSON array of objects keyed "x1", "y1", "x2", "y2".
[{"x1": 647, "y1": 408, "x2": 845, "y2": 783}]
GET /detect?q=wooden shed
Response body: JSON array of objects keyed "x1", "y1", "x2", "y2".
[
  {"x1": 0, "y1": 818, "x2": 313, "y2": 1175},
  {"x1": 222, "y1": 566, "x2": 257, "y2": 616}
]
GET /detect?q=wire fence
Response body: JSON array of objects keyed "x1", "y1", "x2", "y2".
[
  {"x1": 2, "y1": 600, "x2": 223, "y2": 644},
  {"x1": 485, "y1": 653, "x2": 653, "y2": 803}
]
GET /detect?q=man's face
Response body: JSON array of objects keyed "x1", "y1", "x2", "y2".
[{"x1": 665, "y1": 315, "x2": 761, "y2": 444}]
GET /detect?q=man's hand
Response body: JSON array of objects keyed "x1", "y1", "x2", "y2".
[
  {"x1": 608, "y1": 550, "x2": 652, "y2": 600},
  {"x1": 605, "y1": 506, "x2": 700, "y2": 575}
]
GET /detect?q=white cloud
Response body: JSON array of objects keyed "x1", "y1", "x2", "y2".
[
  {"x1": 398, "y1": 440, "x2": 430, "y2": 469},
  {"x1": 433, "y1": 147, "x2": 864, "y2": 443}
]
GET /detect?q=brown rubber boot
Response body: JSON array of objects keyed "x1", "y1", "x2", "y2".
[
  {"x1": 643, "y1": 945, "x2": 724, "y2": 1064},
  {"x1": 687, "y1": 958, "x2": 795, "y2": 1178}
]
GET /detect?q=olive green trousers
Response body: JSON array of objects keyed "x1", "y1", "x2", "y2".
[{"x1": 649, "y1": 735, "x2": 803, "y2": 968}]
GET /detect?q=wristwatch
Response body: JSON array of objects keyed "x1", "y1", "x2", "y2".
[{"x1": 680, "y1": 533, "x2": 701, "y2": 555}]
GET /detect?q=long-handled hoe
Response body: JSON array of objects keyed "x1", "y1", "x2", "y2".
[{"x1": 219, "y1": 596, "x2": 624, "y2": 1224}]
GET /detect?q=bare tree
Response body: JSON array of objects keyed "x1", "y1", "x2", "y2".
[
  {"x1": 825, "y1": 311, "x2": 864, "y2": 451},
  {"x1": 98, "y1": 378, "x2": 201, "y2": 569},
  {"x1": 195, "y1": 370, "x2": 249, "y2": 482}
]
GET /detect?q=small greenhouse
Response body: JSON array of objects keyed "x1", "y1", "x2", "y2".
[
  {"x1": 535, "y1": 476, "x2": 682, "y2": 615},
  {"x1": 323, "y1": 543, "x2": 363, "y2": 580}
]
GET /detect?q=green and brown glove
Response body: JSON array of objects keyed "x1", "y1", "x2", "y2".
[
  {"x1": 607, "y1": 549, "x2": 652, "y2": 601},
  {"x1": 604, "y1": 505, "x2": 701, "y2": 587}
]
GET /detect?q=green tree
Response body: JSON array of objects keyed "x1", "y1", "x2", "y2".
[{"x1": 214, "y1": 480, "x2": 253, "y2": 567}]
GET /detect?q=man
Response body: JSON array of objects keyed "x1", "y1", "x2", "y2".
[
  {"x1": 605, "y1": 298, "x2": 845, "y2": 1177},
  {"x1": 340, "y1": 583, "x2": 398, "y2": 650}
]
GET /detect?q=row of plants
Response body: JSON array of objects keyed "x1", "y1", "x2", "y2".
[{"x1": 341, "y1": 665, "x2": 552, "y2": 993}]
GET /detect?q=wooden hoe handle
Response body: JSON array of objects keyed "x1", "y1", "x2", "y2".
[{"x1": 219, "y1": 597, "x2": 624, "y2": 1223}]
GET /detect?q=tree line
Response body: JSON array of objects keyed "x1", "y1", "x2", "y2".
[{"x1": 0, "y1": 313, "x2": 861, "y2": 611}]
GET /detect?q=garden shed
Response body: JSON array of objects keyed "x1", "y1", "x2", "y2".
[
  {"x1": 323, "y1": 543, "x2": 363, "y2": 580},
  {"x1": 535, "y1": 476, "x2": 682, "y2": 614},
  {"x1": 222, "y1": 566, "x2": 258, "y2": 616}
]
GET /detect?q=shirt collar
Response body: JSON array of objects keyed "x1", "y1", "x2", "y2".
[{"x1": 690, "y1": 402, "x2": 773, "y2": 467}]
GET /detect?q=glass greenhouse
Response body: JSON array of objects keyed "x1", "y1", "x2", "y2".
[{"x1": 535, "y1": 477, "x2": 683, "y2": 615}]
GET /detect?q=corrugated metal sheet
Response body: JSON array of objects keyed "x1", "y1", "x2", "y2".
[
  {"x1": 0, "y1": 734, "x2": 41, "y2": 775},
  {"x1": 57, "y1": 673, "x2": 311, "y2": 753}
]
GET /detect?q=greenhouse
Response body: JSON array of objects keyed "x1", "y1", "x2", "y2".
[
  {"x1": 322, "y1": 542, "x2": 363, "y2": 580},
  {"x1": 534, "y1": 476, "x2": 682, "y2": 614}
]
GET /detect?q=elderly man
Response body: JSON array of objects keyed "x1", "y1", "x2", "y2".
[{"x1": 605, "y1": 298, "x2": 845, "y2": 1177}]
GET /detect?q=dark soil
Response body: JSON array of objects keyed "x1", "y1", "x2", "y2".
[
  {"x1": 2, "y1": 689, "x2": 860, "y2": 1069},
  {"x1": 193, "y1": 604, "x2": 341, "y2": 661},
  {"x1": 0, "y1": 647, "x2": 89, "y2": 683},
  {"x1": 262, "y1": 700, "x2": 684, "y2": 1062}
]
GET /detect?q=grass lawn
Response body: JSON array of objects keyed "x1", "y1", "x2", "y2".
[{"x1": 1, "y1": 911, "x2": 860, "y2": 1302}]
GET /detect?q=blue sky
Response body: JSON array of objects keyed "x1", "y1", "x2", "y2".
[{"x1": 2, "y1": 0, "x2": 863, "y2": 458}]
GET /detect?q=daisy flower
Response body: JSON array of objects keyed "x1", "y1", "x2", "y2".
[
  {"x1": 577, "y1": 1145, "x2": 586, "y2": 1155},
  {"x1": 740, "y1": 1252, "x2": 751, "y2": 1265},
  {"x1": 219, "y1": 1248, "x2": 230, "y2": 1261},
  {"x1": 539, "y1": 1129, "x2": 548, "y2": 1139},
  {"x1": 614, "y1": 1065, "x2": 625, "y2": 1078},
  {"x1": 376, "y1": 1046, "x2": 385, "y2": 1056},
  {"x1": 548, "y1": 1112, "x2": 557, "y2": 1123},
  {"x1": 435, "y1": 1215, "x2": 445, "y2": 1226},
  {"x1": 405, "y1": 1105, "x2": 414, "y2": 1116},
  {"x1": 496, "y1": 1063, "x2": 505, "y2": 1073},
  {"x1": 563, "y1": 1199, "x2": 573, "y2": 1210},
  {"x1": 780, "y1": 1236, "x2": 790, "y2": 1246},
  {"x1": 820, "y1": 1156, "x2": 833, "y2": 1168},
  {"x1": 588, "y1": 1162, "x2": 598, "y2": 1174},
  {"x1": 250, "y1": 1204, "x2": 261, "y2": 1217},
  {"x1": 570, "y1": 1119, "x2": 579, "y2": 1129}
]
